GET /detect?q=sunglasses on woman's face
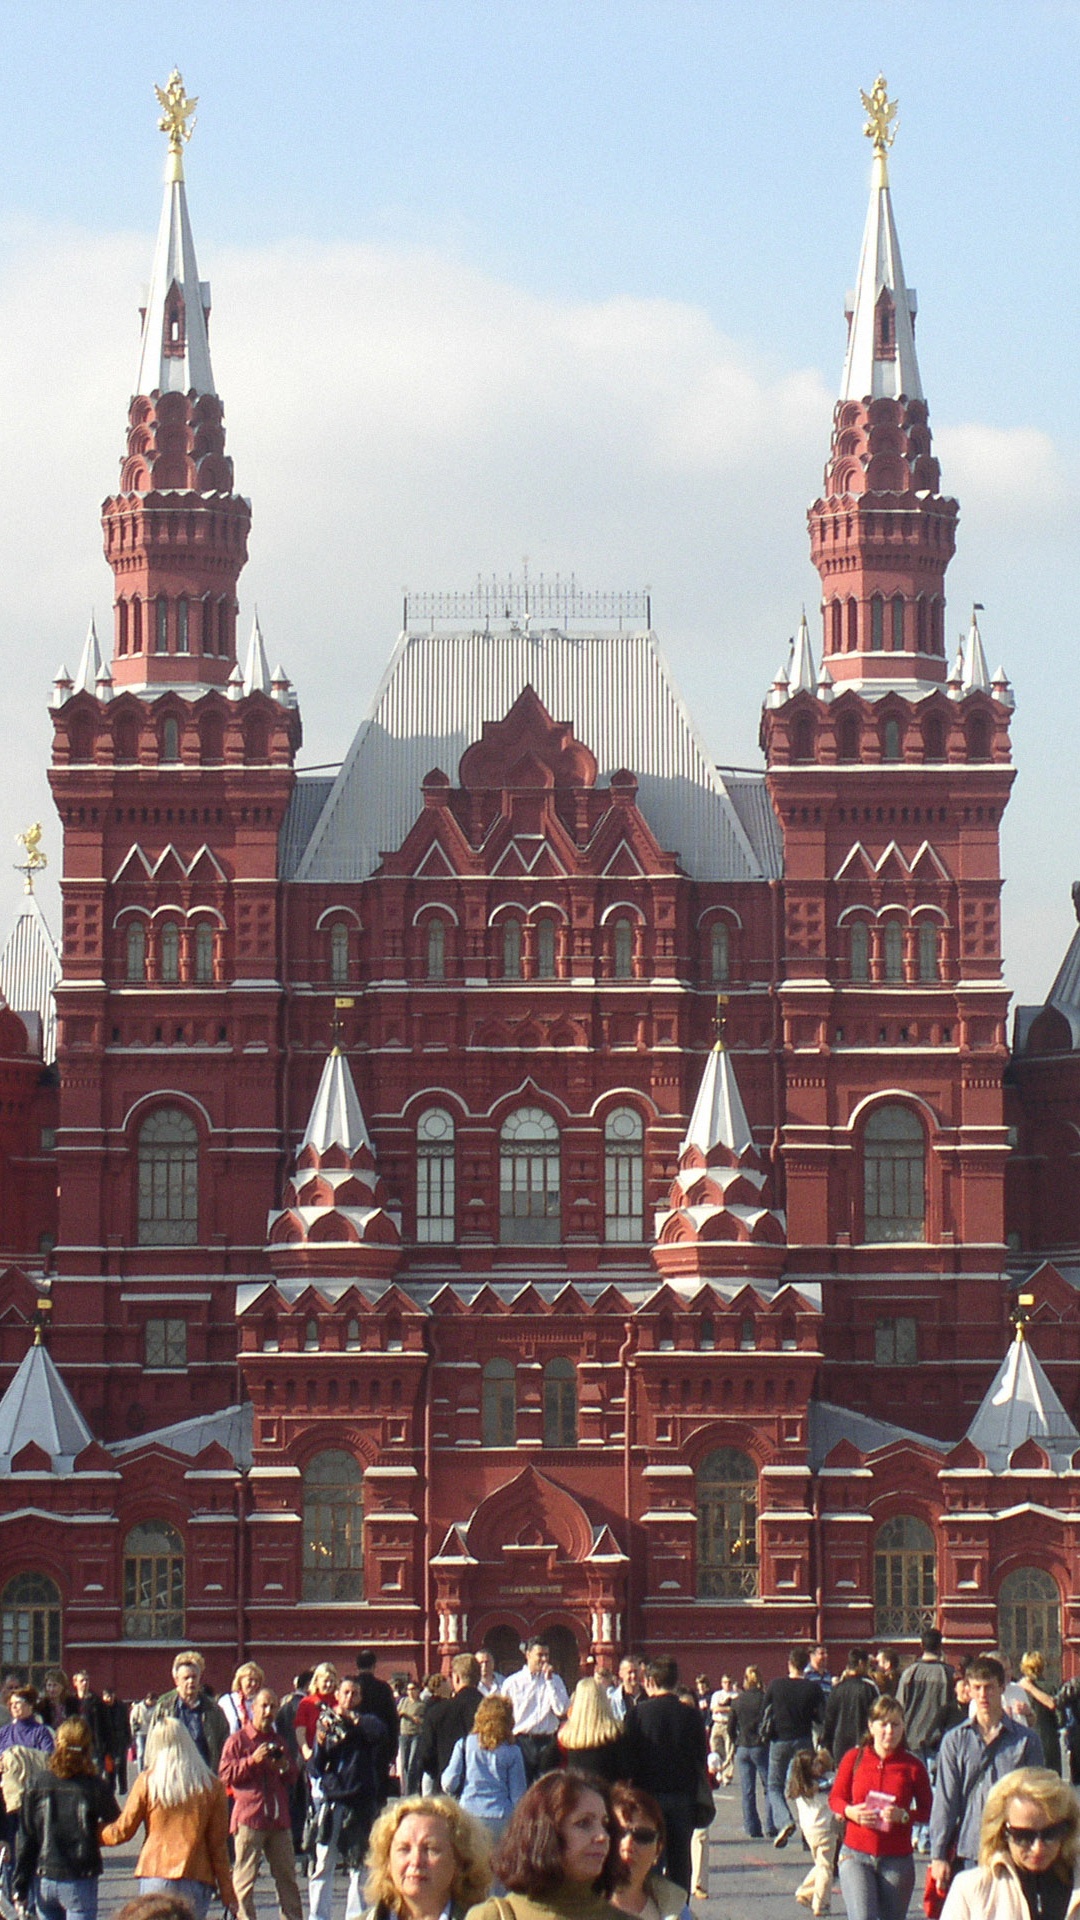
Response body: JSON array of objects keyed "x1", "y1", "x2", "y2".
[
  {"x1": 1005, "y1": 1822, "x2": 1070, "y2": 1850},
  {"x1": 618, "y1": 1826, "x2": 659, "y2": 1847}
]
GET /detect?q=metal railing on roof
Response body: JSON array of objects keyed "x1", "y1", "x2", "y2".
[{"x1": 403, "y1": 574, "x2": 651, "y2": 635}]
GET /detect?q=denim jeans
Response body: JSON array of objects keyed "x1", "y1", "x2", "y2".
[
  {"x1": 735, "y1": 1744, "x2": 773, "y2": 1837},
  {"x1": 36, "y1": 1879, "x2": 99, "y2": 1920},
  {"x1": 766, "y1": 1738, "x2": 800, "y2": 1832},
  {"x1": 139, "y1": 1878, "x2": 212, "y2": 1920},
  {"x1": 837, "y1": 1848, "x2": 916, "y2": 1920}
]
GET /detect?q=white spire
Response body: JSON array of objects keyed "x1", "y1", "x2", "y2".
[
  {"x1": 960, "y1": 607, "x2": 991, "y2": 694},
  {"x1": 840, "y1": 143, "x2": 922, "y2": 404},
  {"x1": 134, "y1": 131, "x2": 215, "y2": 398},
  {"x1": 0, "y1": 1339, "x2": 93, "y2": 1474},
  {"x1": 72, "y1": 617, "x2": 102, "y2": 696},
  {"x1": 682, "y1": 1040, "x2": 755, "y2": 1160},
  {"x1": 302, "y1": 1049, "x2": 374, "y2": 1157},
  {"x1": 787, "y1": 610, "x2": 816, "y2": 695},
  {"x1": 966, "y1": 1325, "x2": 1080, "y2": 1473},
  {"x1": 242, "y1": 613, "x2": 272, "y2": 696}
]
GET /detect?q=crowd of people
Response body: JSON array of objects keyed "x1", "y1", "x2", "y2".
[{"x1": 0, "y1": 1631, "x2": 1079, "y2": 1920}]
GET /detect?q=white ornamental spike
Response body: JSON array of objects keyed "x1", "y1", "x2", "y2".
[
  {"x1": 242, "y1": 613, "x2": 273, "y2": 696},
  {"x1": 73, "y1": 616, "x2": 102, "y2": 696},
  {"x1": 961, "y1": 606, "x2": 991, "y2": 695},
  {"x1": 787, "y1": 610, "x2": 817, "y2": 696},
  {"x1": 50, "y1": 665, "x2": 73, "y2": 710},
  {"x1": 95, "y1": 660, "x2": 114, "y2": 704},
  {"x1": 226, "y1": 662, "x2": 245, "y2": 703}
]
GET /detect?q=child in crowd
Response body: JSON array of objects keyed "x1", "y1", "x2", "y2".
[{"x1": 786, "y1": 1746, "x2": 839, "y2": 1916}]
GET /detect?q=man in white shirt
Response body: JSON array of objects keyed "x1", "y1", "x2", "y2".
[
  {"x1": 475, "y1": 1650, "x2": 505, "y2": 1698},
  {"x1": 503, "y1": 1638, "x2": 570, "y2": 1782},
  {"x1": 608, "y1": 1656, "x2": 641, "y2": 1723}
]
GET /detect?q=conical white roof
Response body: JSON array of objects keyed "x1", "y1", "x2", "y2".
[
  {"x1": 72, "y1": 617, "x2": 102, "y2": 696},
  {"x1": 134, "y1": 145, "x2": 215, "y2": 398},
  {"x1": 787, "y1": 612, "x2": 816, "y2": 696},
  {"x1": 0, "y1": 1339, "x2": 93, "y2": 1474},
  {"x1": 966, "y1": 1330, "x2": 1080, "y2": 1473},
  {"x1": 682, "y1": 1042, "x2": 755, "y2": 1159},
  {"x1": 302, "y1": 1048, "x2": 374, "y2": 1156},
  {"x1": 840, "y1": 148, "x2": 922, "y2": 404},
  {"x1": 242, "y1": 614, "x2": 272, "y2": 696},
  {"x1": 961, "y1": 610, "x2": 991, "y2": 694}
]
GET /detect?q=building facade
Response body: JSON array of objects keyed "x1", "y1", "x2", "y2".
[{"x1": 1, "y1": 75, "x2": 1079, "y2": 1697}]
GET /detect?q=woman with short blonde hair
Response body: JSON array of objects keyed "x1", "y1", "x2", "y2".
[
  {"x1": 364, "y1": 1795, "x2": 492, "y2": 1919},
  {"x1": 940, "y1": 1766, "x2": 1080, "y2": 1918}
]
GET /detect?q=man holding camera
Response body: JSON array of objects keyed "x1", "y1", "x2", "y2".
[
  {"x1": 307, "y1": 1676, "x2": 389, "y2": 1920},
  {"x1": 220, "y1": 1686, "x2": 304, "y2": 1920}
]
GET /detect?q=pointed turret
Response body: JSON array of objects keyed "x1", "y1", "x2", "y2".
[
  {"x1": 965, "y1": 1317, "x2": 1080, "y2": 1472},
  {"x1": 242, "y1": 613, "x2": 273, "y2": 697},
  {"x1": 0, "y1": 1336, "x2": 93, "y2": 1475},
  {"x1": 960, "y1": 607, "x2": 991, "y2": 695},
  {"x1": 840, "y1": 78, "x2": 922, "y2": 406},
  {"x1": 267, "y1": 1050, "x2": 401, "y2": 1279},
  {"x1": 133, "y1": 71, "x2": 215, "y2": 399},
  {"x1": 72, "y1": 617, "x2": 102, "y2": 697},
  {"x1": 787, "y1": 611, "x2": 816, "y2": 696}
]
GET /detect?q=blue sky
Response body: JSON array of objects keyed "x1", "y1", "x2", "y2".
[{"x1": 0, "y1": 0, "x2": 1078, "y2": 1003}]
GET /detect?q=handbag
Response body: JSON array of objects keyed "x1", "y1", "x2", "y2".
[
  {"x1": 692, "y1": 1760, "x2": 717, "y2": 1829},
  {"x1": 758, "y1": 1700, "x2": 776, "y2": 1745},
  {"x1": 922, "y1": 1859, "x2": 951, "y2": 1920}
]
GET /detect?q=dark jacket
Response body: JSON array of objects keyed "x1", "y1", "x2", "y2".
[
  {"x1": 430, "y1": 1686, "x2": 483, "y2": 1778},
  {"x1": 14, "y1": 1772, "x2": 119, "y2": 1896},
  {"x1": 538, "y1": 1729, "x2": 632, "y2": 1782},
  {"x1": 762, "y1": 1676, "x2": 823, "y2": 1744},
  {"x1": 310, "y1": 1707, "x2": 388, "y2": 1868},
  {"x1": 625, "y1": 1692, "x2": 708, "y2": 1797},
  {"x1": 822, "y1": 1676, "x2": 879, "y2": 1759},
  {"x1": 727, "y1": 1687, "x2": 767, "y2": 1748},
  {"x1": 895, "y1": 1658, "x2": 955, "y2": 1754},
  {"x1": 415, "y1": 1696, "x2": 454, "y2": 1782},
  {"x1": 73, "y1": 1692, "x2": 110, "y2": 1770},
  {"x1": 152, "y1": 1687, "x2": 230, "y2": 1771}
]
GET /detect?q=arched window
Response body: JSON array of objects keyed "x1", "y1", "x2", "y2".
[
  {"x1": 162, "y1": 717, "x2": 180, "y2": 763},
  {"x1": 302, "y1": 1451, "x2": 364, "y2": 1602},
  {"x1": 194, "y1": 923, "x2": 214, "y2": 984},
  {"x1": 537, "y1": 918, "x2": 556, "y2": 979},
  {"x1": 543, "y1": 1358, "x2": 577, "y2": 1447},
  {"x1": 793, "y1": 714, "x2": 814, "y2": 762},
  {"x1": 873, "y1": 1515, "x2": 935, "y2": 1637},
  {"x1": 710, "y1": 923, "x2": 730, "y2": 983},
  {"x1": 176, "y1": 598, "x2": 189, "y2": 654},
  {"x1": 864, "y1": 1105, "x2": 925, "y2": 1243},
  {"x1": 839, "y1": 714, "x2": 860, "y2": 761},
  {"x1": 417, "y1": 1107, "x2": 455, "y2": 1243},
  {"x1": 847, "y1": 599, "x2": 858, "y2": 652},
  {"x1": 850, "y1": 921, "x2": 870, "y2": 982},
  {"x1": 924, "y1": 716, "x2": 945, "y2": 761},
  {"x1": 138, "y1": 1107, "x2": 199, "y2": 1246},
  {"x1": 132, "y1": 596, "x2": 143, "y2": 652},
  {"x1": 870, "y1": 595, "x2": 884, "y2": 651},
  {"x1": 613, "y1": 917, "x2": 634, "y2": 979},
  {"x1": 218, "y1": 598, "x2": 230, "y2": 655},
  {"x1": 831, "y1": 600, "x2": 843, "y2": 652},
  {"x1": 160, "y1": 920, "x2": 180, "y2": 982},
  {"x1": 997, "y1": 1568, "x2": 1062, "y2": 1688},
  {"x1": 304, "y1": 1318, "x2": 319, "y2": 1351},
  {"x1": 697, "y1": 1449, "x2": 758, "y2": 1599},
  {"x1": 605, "y1": 1108, "x2": 644, "y2": 1242},
  {"x1": 883, "y1": 921, "x2": 904, "y2": 981},
  {"x1": 916, "y1": 597, "x2": 929, "y2": 652},
  {"x1": 1, "y1": 1574, "x2": 61, "y2": 1685},
  {"x1": 126, "y1": 920, "x2": 146, "y2": 982},
  {"x1": 330, "y1": 923, "x2": 349, "y2": 984},
  {"x1": 201, "y1": 594, "x2": 214, "y2": 654},
  {"x1": 968, "y1": 716, "x2": 990, "y2": 760},
  {"x1": 918, "y1": 925, "x2": 938, "y2": 982},
  {"x1": 502, "y1": 920, "x2": 522, "y2": 980},
  {"x1": 123, "y1": 1521, "x2": 185, "y2": 1640},
  {"x1": 117, "y1": 599, "x2": 129, "y2": 656},
  {"x1": 482, "y1": 1358, "x2": 516, "y2": 1447},
  {"x1": 500, "y1": 1107, "x2": 560, "y2": 1243},
  {"x1": 883, "y1": 718, "x2": 902, "y2": 762},
  {"x1": 426, "y1": 920, "x2": 445, "y2": 981},
  {"x1": 891, "y1": 596, "x2": 905, "y2": 651},
  {"x1": 155, "y1": 596, "x2": 169, "y2": 654}
]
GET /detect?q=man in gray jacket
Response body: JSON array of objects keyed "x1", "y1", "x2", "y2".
[{"x1": 929, "y1": 1656, "x2": 1042, "y2": 1896}]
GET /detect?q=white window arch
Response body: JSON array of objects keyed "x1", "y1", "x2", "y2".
[
  {"x1": 500, "y1": 1107, "x2": 560, "y2": 1243},
  {"x1": 138, "y1": 1107, "x2": 199, "y2": 1246},
  {"x1": 417, "y1": 1107, "x2": 455, "y2": 1243},
  {"x1": 864, "y1": 1105, "x2": 926, "y2": 1243},
  {"x1": 605, "y1": 1108, "x2": 644, "y2": 1241}
]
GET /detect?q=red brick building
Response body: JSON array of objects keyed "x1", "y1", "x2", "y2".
[{"x1": 0, "y1": 78, "x2": 1078, "y2": 1698}]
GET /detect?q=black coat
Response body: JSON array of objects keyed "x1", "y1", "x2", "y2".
[
  {"x1": 625, "y1": 1692, "x2": 707, "y2": 1798},
  {"x1": 14, "y1": 1773, "x2": 119, "y2": 1898}
]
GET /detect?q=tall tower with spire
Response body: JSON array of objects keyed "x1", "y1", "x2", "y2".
[{"x1": 761, "y1": 79, "x2": 1017, "y2": 1432}]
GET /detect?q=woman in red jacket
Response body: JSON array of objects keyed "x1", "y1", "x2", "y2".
[{"x1": 828, "y1": 1695, "x2": 931, "y2": 1920}]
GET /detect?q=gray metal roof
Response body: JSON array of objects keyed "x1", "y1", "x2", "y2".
[
  {"x1": 1044, "y1": 926, "x2": 1080, "y2": 1048},
  {"x1": 725, "y1": 776, "x2": 783, "y2": 879},
  {"x1": 292, "y1": 629, "x2": 767, "y2": 884},
  {"x1": 109, "y1": 1400, "x2": 253, "y2": 1468},
  {"x1": 808, "y1": 1398, "x2": 944, "y2": 1470},
  {"x1": 0, "y1": 894, "x2": 60, "y2": 1063},
  {"x1": 279, "y1": 776, "x2": 334, "y2": 880},
  {"x1": 0, "y1": 1341, "x2": 94, "y2": 1475},
  {"x1": 965, "y1": 1333, "x2": 1080, "y2": 1472}
]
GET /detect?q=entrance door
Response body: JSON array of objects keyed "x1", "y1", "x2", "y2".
[
  {"x1": 997, "y1": 1567, "x2": 1062, "y2": 1687},
  {"x1": 484, "y1": 1624, "x2": 525, "y2": 1678},
  {"x1": 542, "y1": 1623, "x2": 581, "y2": 1691}
]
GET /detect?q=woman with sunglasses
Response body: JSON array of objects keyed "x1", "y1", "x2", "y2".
[
  {"x1": 608, "y1": 1787, "x2": 691, "y2": 1920},
  {"x1": 940, "y1": 1767, "x2": 1080, "y2": 1920}
]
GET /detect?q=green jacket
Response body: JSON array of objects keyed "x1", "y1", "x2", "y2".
[{"x1": 151, "y1": 1688, "x2": 230, "y2": 1771}]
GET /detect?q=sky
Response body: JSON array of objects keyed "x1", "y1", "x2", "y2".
[{"x1": 0, "y1": 0, "x2": 1077, "y2": 1005}]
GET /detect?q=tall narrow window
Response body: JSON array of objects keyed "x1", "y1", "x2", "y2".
[
  {"x1": 194, "y1": 923, "x2": 214, "y2": 984},
  {"x1": 502, "y1": 920, "x2": 522, "y2": 979},
  {"x1": 874, "y1": 1516, "x2": 935, "y2": 1637},
  {"x1": 138, "y1": 1107, "x2": 199, "y2": 1246},
  {"x1": 302, "y1": 1451, "x2": 363, "y2": 1601},
  {"x1": 850, "y1": 921, "x2": 870, "y2": 981},
  {"x1": 831, "y1": 601, "x2": 843, "y2": 652},
  {"x1": 123, "y1": 1521, "x2": 185, "y2": 1640},
  {"x1": 330, "y1": 923, "x2": 349, "y2": 984},
  {"x1": 793, "y1": 714, "x2": 814, "y2": 761},
  {"x1": 176, "y1": 598, "x2": 189, "y2": 654},
  {"x1": 132, "y1": 596, "x2": 143, "y2": 652},
  {"x1": 426, "y1": 920, "x2": 445, "y2": 980},
  {"x1": 847, "y1": 599, "x2": 858, "y2": 651},
  {"x1": 117, "y1": 599, "x2": 129, "y2": 656},
  {"x1": 126, "y1": 920, "x2": 146, "y2": 982},
  {"x1": 417, "y1": 1107, "x2": 455, "y2": 1243},
  {"x1": 537, "y1": 918, "x2": 556, "y2": 979},
  {"x1": 218, "y1": 599, "x2": 230, "y2": 655},
  {"x1": 924, "y1": 716, "x2": 944, "y2": 761},
  {"x1": 160, "y1": 920, "x2": 180, "y2": 981},
  {"x1": 710, "y1": 922, "x2": 730, "y2": 982},
  {"x1": 871, "y1": 596, "x2": 884, "y2": 651},
  {"x1": 482, "y1": 1359, "x2": 516, "y2": 1447},
  {"x1": 697, "y1": 1449, "x2": 758, "y2": 1598},
  {"x1": 864, "y1": 1105, "x2": 925, "y2": 1243},
  {"x1": 916, "y1": 597, "x2": 929, "y2": 651},
  {"x1": 1, "y1": 1574, "x2": 61, "y2": 1687},
  {"x1": 884, "y1": 921, "x2": 904, "y2": 980},
  {"x1": 156, "y1": 596, "x2": 169, "y2": 654},
  {"x1": 613, "y1": 917, "x2": 634, "y2": 979},
  {"x1": 605, "y1": 1108, "x2": 644, "y2": 1242},
  {"x1": 543, "y1": 1358, "x2": 577, "y2": 1447},
  {"x1": 162, "y1": 718, "x2": 180, "y2": 763},
  {"x1": 883, "y1": 718, "x2": 901, "y2": 761},
  {"x1": 839, "y1": 714, "x2": 859, "y2": 761},
  {"x1": 918, "y1": 925, "x2": 938, "y2": 982},
  {"x1": 891, "y1": 596, "x2": 905, "y2": 651},
  {"x1": 500, "y1": 1107, "x2": 560, "y2": 1243},
  {"x1": 201, "y1": 594, "x2": 214, "y2": 654}
]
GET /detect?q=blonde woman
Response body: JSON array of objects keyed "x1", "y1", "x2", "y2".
[
  {"x1": 101, "y1": 1716, "x2": 236, "y2": 1920},
  {"x1": 442, "y1": 1696, "x2": 527, "y2": 1842},
  {"x1": 295, "y1": 1665, "x2": 338, "y2": 1765},
  {"x1": 940, "y1": 1766, "x2": 1080, "y2": 1919},
  {"x1": 539, "y1": 1678, "x2": 629, "y2": 1783},
  {"x1": 362, "y1": 1795, "x2": 491, "y2": 1920},
  {"x1": 220, "y1": 1663, "x2": 267, "y2": 1736}
]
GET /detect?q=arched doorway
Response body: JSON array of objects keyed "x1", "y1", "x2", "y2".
[
  {"x1": 484, "y1": 1625, "x2": 524, "y2": 1678},
  {"x1": 542, "y1": 1623, "x2": 581, "y2": 1690},
  {"x1": 998, "y1": 1567, "x2": 1062, "y2": 1686}
]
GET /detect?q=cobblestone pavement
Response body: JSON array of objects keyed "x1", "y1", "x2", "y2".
[{"x1": 88, "y1": 1781, "x2": 841, "y2": 1920}]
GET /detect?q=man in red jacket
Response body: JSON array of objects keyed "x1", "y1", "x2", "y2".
[{"x1": 220, "y1": 1687, "x2": 303, "y2": 1920}]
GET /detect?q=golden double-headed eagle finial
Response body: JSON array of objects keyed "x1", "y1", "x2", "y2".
[
  {"x1": 156, "y1": 69, "x2": 198, "y2": 157},
  {"x1": 15, "y1": 823, "x2": 46, "y2": 895},
  {"x1": 861, "y1": 73, "x2": 898, "y2": 157}
]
